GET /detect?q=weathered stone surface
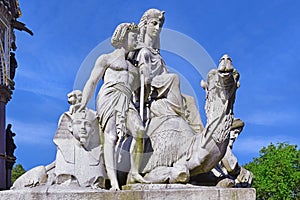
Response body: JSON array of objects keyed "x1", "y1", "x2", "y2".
[
  {"x1": 11, "y1": 166, "x2": 47, "y2": 189},
  {"x1": 10, "y1": 8, "x2": 254, "y2": 193},
  {"x1": 0, "y1": 185, "x2": 256, "y2": 200},
  {"x1": 80, "y1": 23, "x2": 143, "y2": 190}
]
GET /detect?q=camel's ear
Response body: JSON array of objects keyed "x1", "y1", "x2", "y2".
[{"x1": 201, "y1": 80, "x2": 208, "y2": 90}]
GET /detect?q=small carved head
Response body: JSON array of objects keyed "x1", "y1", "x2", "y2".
[
  {"x1": 229, "y1": 118, "x2": 244, "y2": 148},
  {"x1": 111, "y1": 23, "x2": 138, "y2": 50},
  {"x1": 67, "y1": 90, "x2": 82, "y2": 105}
]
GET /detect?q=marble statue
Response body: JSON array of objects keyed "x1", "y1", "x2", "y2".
[
  {"x1": 11, "y1": 8, "x2": 253, "y2": 193},
  {"x1": 215, "y1": 118, "x2": 253, "y2": 187},
  {"x1": 190, "y1": 117, "x2": 253, "y2": 187},
  {"x1": 136, "y1": 9, "x2": 185, "y2": 119},
  {"x1": 53, "y1": 108, "x2": 107, "y2": 188},
  {"x1": 79, "y1": 23, "x2": 146, "y2": 190},
  {"x1": 126, "y1": 8, "x2": 193, "y2": 177},
  {"x1": 11, "y1": 166, "x2": 48, "y2": 189},
  {"x1": 12, "y1": 90, "x2": 107, "y2": 189},
  {"x1": 67, "y1": 90, "x2": 82, "y2": 114},
  {"x1": 122, "y1": 8, "x2": 194, "y2": 180},
  {"x1": 140, "y1": 53, "x2": 253, "y2": 186}
]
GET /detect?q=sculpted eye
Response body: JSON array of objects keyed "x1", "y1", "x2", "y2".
[
  {"x1": 84, "y1": 122, "x2": 92, "y2": 127},
  {"x1": 152, "y1": 21, "x2": 158, "y2": 26}
]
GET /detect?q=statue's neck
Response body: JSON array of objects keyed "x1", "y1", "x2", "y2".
[{"x1": 144, "y1": 35, "x2": 159, "y2": 50}]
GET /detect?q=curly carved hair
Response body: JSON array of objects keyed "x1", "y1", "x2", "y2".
[{"x1": 111, "y1": 23, "x2": 138, "y2": 49}]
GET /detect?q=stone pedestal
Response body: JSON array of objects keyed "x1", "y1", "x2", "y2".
[
  {"x1": 0, "y1": 97, "x2": 7, "y2": 190},
  {"x1": 6, "y1": 156, "x2": 16, "y2": 188},
  {"x1": 0, "y1": 184, "x2": 256, "y2": 200}
]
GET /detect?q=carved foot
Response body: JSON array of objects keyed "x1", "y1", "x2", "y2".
[
  {"x1": 110, "y1": 183, "x2": 120, "y2": 191},
  {"x1": 216, "y1": 178, "x2": 235, "y2": 188},
  {"x1": 235, "y1": 167, "x2": 253, "y2": 188},
  {"x1": 169, "y1": 164, "x2": 190, "y2": 183},
  {"x1": 127, "y1": 172, "x2": 149, "y2": 184}
]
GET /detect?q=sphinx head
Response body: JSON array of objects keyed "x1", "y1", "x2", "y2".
[{"x1": 69, "y1": 110, "x2": 97, "y2": 147}]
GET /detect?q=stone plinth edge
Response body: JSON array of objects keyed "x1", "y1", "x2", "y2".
[{"x1": 0, "y1": 184, "x2": 256, "y2": 200}]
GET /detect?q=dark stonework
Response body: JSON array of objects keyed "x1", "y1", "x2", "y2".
[
  {"x1": 0, "y1": 85, "x2": 10, "y2": 190},
  {"x1": 0, "y1": 85, "x2": 12, "y2": 103},
  {"x1": 6, "y1": 124, "x2": 16, "y2": 158},
  {"x1": 9, "y1": 52, "x2": 17, "y2": 80},
  {"x1": 0, "y1": 0, "x2": 32, "y2": 190}
]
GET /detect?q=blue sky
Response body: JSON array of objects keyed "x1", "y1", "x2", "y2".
[{"x1": 6, "y1": 0, "x2": 300, "y2": 170}]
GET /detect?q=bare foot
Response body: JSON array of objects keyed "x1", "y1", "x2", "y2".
[
  {"x1": 127, "y1": 172, "x2": 150, "y2": 184},
  {"x1": 110, "y1": 182, "x2": 120, "y2": 191}
]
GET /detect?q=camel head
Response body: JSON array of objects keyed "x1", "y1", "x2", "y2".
[{"x1": 201, "y1": 54, "x2": 240, "y2": 143}]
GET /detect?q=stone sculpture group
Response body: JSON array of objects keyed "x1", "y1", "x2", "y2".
[{"x1": 12, "y1": 8, "x2": 253, "y2": 191}]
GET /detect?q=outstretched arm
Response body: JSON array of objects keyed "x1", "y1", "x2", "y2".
[{"x1": 80, "y1": 55, "x2": 108, "y2": 109}]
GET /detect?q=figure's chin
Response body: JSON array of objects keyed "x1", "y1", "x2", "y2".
[
  {"x1": 151, "y1": 33, "x2": 158, "y2": 37},
  {"x1": 79, "y1": 138, "x2": 87, "y2": 145}
]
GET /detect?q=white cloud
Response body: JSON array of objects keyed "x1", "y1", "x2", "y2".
[
  {"x1": 15, "y1": 63, "x2": 72, "y2": 101},
  {"x1": 6, "y1": 118, "x2": 57, "y2": 146},
  {"x1": 233, "y1": 135, "x2": 300, "y2": 155},
  {"x1": 243, "y1": 111, "x2": 297, "y2": 126},
  {"x1": 234, "y1": 137, "x2": 272, "y2": 155}
]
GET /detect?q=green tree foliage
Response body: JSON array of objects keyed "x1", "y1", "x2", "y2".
[
  {"x1": 244, "y1": 142, "x2": 300, "y2": 200},
  {"x1": 12, "y1": 164, "x2": 26, "y2": 183}
]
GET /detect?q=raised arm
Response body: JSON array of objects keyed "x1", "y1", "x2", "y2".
[{"x1": 80, "y1": 55, "x2": 108, "y2": 109}]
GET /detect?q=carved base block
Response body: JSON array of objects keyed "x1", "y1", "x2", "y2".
[{"x1": 0, "y1": 184, "x2": 256, "y2": 200}]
